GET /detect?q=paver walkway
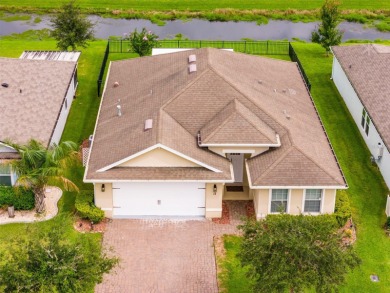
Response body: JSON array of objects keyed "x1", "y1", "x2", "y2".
[{"x1": 96, "y1": 201, "x2": 249, "y2": 293}]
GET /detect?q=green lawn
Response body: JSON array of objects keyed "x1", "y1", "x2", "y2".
[
  {"x1": 0, "y1": 0, "x2": 388, "y2": 11},
  {"x1": 217, "y1": 235, "x2": 254, "y2": 293},
  {"x1": 219, "y1": 42, "x2": 390, "y2": 292}
]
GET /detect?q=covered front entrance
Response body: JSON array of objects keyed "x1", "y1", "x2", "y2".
[
  {"x1": 224, "y1": 153, "x2": 250, "y2": 200},
  {"x1": 112, "y1": 182, "x2": 206, "y2": 217}
]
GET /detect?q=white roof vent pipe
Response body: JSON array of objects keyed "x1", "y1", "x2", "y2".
[
  {"x1": 144, "y1": 119, "x2": 153, "y2": 130},
  {"x1": 188, "y1": 54, "x2": 196, "y2": 63},
  {"x1": 116, "y1": 105, "x2": 122, "y2": 117},
  {"x1": 189, "y1": 64, "x2": 197, "y2": 73}
]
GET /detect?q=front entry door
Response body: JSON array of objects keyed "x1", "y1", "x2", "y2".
[{"x1": 226, "y1": 153, "x2": 244, "y2": 183}]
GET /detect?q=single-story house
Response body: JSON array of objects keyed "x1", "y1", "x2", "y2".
[
  {"x1": 0, "y1": 51, "x2": 80, "y2": 186},
  {"x1": 331, "y1": 44, "x2": 390, "y2": 189},
  {"x1": 84, "y1": 48, "x2": 347, "y2": 219}
]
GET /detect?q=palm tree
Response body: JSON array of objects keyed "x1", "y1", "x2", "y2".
[{"x1": 8, "y1": 140, "x2": 79, "y2": 213}]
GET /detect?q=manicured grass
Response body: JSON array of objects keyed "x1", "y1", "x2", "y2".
[
  {"x1": 0, "y1": 0, "x2": 388, "y2": 11},
  {"x1": 292, "y1": 42, "x2": 390, "y2": 293},
  {"x1": 217, "y1": 235, "x2": 253, "y2": 293}
]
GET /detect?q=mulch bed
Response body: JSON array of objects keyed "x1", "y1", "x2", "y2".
[
  {"x1": 212, "y1": 201, "x2": 230, "y2": 224},
  {"x1": 340, "y1": 218, "x2": 357, "y2": 246},
  {"x1": 245, "y1": 201, "x2": 255, "y2": 220},
  {"x1": 74, "y1": 217, "x2": 109, "y2": 233}
]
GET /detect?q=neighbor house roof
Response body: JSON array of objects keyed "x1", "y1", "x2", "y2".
[
  {"x1": 332, "y1": 44, "x2": 390, "y2": 149},
  {"x1": 85, "y1": 48, "x2": 345, "y2": 187},
  {"x1": 20, "y1": 51, "x2": 81, "y2": 62},
  {"x1": 0, "y1": 58, "x2": 76, "y2": 147}
]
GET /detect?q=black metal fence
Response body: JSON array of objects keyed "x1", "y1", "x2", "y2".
[
  {"x1": 108, "y1": 39, "x2": 290, "y2": 55},
  {"x1": 97, "y1": 42, "x2": 110, "y2": 97},
  {"x1": 288, "y1": 43, "x2": 311, "y2": 91}
]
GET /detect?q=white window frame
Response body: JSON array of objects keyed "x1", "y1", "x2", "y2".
[
  {"x1": 0, "y1": 164, "x2": 13, "y2": 186},
  {"x1": 361, "y1": 108, "x2": 370, "y2": 137},
  {"x1": 269, "y1": 189, "x2": 290, "y2": 214},
  {"x1": 302, "y1": 189, "x2": 324, "y2": 214}
]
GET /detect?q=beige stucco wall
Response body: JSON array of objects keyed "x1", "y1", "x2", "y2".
[
  {"x1": 253, "y1": 189, "x2": 269, "y2": 219},
  {"x1": 119, "y1": 148, "x2": 199, "y2": 167},
  {"x1": 208, "y1": 146, "x2": 269, "y2": 157},
  {"x1": 290, "y1": 189, "x2": 304, "y2": 215},
  {"x1": 205, "y1": 183, "x2": 224, "y2": 218},
  {"x1": 252, "y1": 188, "x2": 337, "y2": 219},
  {"x1": 323, "y1": 189, "x2": 336, "y2": 214},
  {"x1": 94, "y1": 183, "x2": 113, "y2": 218}
]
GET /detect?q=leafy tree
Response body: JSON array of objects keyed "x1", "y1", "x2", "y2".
[
  {"x1": 128, "y1": 28, "x2": 159, "y2": 56},
  {"x1": 9, "y1": 139, "x2": 79, "y2": 213},
  {"x1": 312, "y1": 0, "x2": 343, "y2": 55},
  {"x1": 50, "y1": 0, "x2": 95, "y2": 51},
  {"x1": 238, "y1": 214, "x2": 361, "y2": 293},
  {"x1": 0, "y1": 218, "x2": 118, "y2": 292}
]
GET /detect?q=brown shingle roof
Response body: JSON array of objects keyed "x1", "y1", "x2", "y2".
[
  {"x1": 0, "y1": 58, "x2": 76, "y2": 147},
  {"x1": 85, "y1": 48, "x2": 345, "y2": 186},
  {"x1": 200, "y1": 99, "x2": 278, "y2": 145},
  {"x1": 332, "y1": 44, "x2": 390, "y2": 149}
]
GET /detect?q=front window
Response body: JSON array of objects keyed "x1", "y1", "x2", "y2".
[
  {"x1": 0, "y1": 164, "x2": 12, "y2": 186},
  {"x1": 361, "y1": 108, "x2": 370, "y2": 136},
  {"x1": 304, "y1": 189, "x2": 322, "y2": 213},
  {"x1": 271, "y1": 189, "x2": 288, "y2": 213}
]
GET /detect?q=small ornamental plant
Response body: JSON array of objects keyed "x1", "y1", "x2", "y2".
[{"x1": 127, "y1": 28, "x2": 159, "y2": 56}]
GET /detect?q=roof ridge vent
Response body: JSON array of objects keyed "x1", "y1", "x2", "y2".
[
  {"x1": 189, "y1": 63, "x2": 197, "y2": 73},
  {"x1": 188, "y1": 54, "x2": 196, "y2": 63},
  {"x1": 144, "y1": 119, "x2": 153, "y2": 130}
]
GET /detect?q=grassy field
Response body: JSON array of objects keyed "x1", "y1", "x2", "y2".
[
  {"x1": 0, "y1": 0, "x2": 389, "y2": 26},
  {"x1": 218, "y1": 41, "x2": 390, "y2": 292},
  {"x1": 1, "y1": 0, "x2": 389, "y2": 11}
]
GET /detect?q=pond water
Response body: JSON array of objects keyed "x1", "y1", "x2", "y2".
[{"x1": 0, "y1": 15, "x2": 389, "y2": 41}]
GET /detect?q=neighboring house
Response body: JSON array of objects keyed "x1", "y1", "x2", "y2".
[
  {"x1": 331, "y1": 44, "x2": 390, "y2": 189},
  {"x1": 0, "y1": 51, "x2": 80, "y2": 186},
  {"x1": 84, "y1": 48, "x2": 346, "y2": 219}
]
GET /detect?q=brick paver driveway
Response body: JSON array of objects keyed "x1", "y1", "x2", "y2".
[{"x1": 95, "y1": 217, "x2": 239, "y2": 293}]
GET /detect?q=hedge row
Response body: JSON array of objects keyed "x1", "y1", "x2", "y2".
[
  {"x1": 0, "y1": 186, "x2": 35, "y2": 210},
  {"x1": 334, "y1": 190, "x2": 352, "y2": 227},
  {"x1": 75, "y1": 191, "x2": 105, "y2": 223}
]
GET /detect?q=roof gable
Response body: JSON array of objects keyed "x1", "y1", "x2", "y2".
[
  {"x1": 200, "y1": 99, "x2": 279, "y2": 145},
  {"x1": 250, "y1": 146, "x2": 343, "y2": 187}
]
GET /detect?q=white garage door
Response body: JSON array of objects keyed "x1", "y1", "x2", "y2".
[{"x1": 112, "y1": 182, "x2": 206, "y2": 217}]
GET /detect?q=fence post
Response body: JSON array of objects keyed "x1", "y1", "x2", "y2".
[
  {"x1": 267, "y1": 41, "x2": 269, "y2": 55},
  {"x1": 200, "y1": 40, "x2": 202, "y2": 48},
  {"x1": 120, "y1": 39, "x2": 122, "y2": 53},
  {"x1": 245, "y1": 41, "x2": 247, "y2": 53}
]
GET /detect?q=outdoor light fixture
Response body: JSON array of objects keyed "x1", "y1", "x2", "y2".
[
  {"x1": 101, "y1": 184, "x2": 105, "y2": 192},
  {"x1": 213, "y1": 184, "x2": 217, "y2": 195}
]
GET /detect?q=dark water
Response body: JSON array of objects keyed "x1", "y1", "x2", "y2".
[{"x1": 0, "y1": 15, "x2": 389, "y2": 41}]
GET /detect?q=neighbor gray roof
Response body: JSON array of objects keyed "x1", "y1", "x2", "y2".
[
  {"x1": 0, "y1": 58, "x2": 76, "y2": 147},
  {"x1": 85, "y1": 48, "x2": 345, "y2": 186},
  {"x1": 332, "y1": 44, "x2": 390, "y2": 149}
]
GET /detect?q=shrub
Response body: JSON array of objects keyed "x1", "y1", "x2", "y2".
[
  {"x1": 75, "y1": 190, "x2": 104, "y2": 223},
  {"x1": 335, "y1": 190, "x2": 352, "y2": 227},
  {"x1": 0, "y1": 186, "x2": 35, "y2": 210},
  {"x1": 127, "y1": 28, "x2": 159, "y2": 56}
]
